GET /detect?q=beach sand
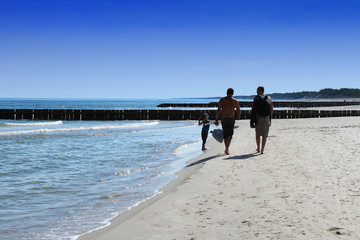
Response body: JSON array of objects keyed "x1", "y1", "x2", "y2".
[{"x1": 78, "y1": 117, "x2": 360, "y2": 240}]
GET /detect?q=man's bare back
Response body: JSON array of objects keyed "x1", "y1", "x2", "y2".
[{"x1": 218, "y1": 96, "x2": 240, "y2": 118}]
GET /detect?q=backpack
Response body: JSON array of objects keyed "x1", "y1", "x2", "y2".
[{"x1": 254, "y1": 95, "x2": 270, "y2": 117}]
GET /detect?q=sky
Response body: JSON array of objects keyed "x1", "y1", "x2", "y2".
[{"x1": 1, "y1": 0, "x2": 360, "y2": 98}]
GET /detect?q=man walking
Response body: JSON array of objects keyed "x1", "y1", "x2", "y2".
[
  {"x1": 215, "y1": 88, "x2": 241, "y2": 155},
  {"x1": 251, "y1": 86, "x2": 273, "y2": 154}
]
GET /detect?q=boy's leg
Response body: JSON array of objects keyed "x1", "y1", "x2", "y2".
[{"x1": 202, "y1": 131, "x2": 208, "y2": 150}]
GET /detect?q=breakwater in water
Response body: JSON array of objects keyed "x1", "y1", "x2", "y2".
[{"x1": 1, "y1": 108, "x2": 360, "y2": 120}]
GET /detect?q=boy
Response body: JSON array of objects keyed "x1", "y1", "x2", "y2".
[{"x1": 198, "y1": 113, "x2": 211, "y2": 151}]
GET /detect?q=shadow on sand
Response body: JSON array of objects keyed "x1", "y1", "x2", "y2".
[
  {"x1": 186, "y1": 154, "x2": 223, "y2": 168},
  {"x1": 224, "y1": 152, "x2": 259, "y2": 160}
]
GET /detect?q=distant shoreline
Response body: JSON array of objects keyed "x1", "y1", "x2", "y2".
[{"x1": 196, "y1": 88, "x2": 360, "y2": 100}]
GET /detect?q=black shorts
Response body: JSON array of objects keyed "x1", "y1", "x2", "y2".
[{"x1": 221, "y1": 117, "x2": 235, "y2": 139}]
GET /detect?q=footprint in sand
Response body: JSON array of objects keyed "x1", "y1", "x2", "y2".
[{"x1": 328, "y1": 227, "x2": 347, "y2": 235}]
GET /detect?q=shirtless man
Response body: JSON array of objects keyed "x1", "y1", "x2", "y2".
[{"x1": 215, "y1": 88, "x2": 241, "y2": 155}]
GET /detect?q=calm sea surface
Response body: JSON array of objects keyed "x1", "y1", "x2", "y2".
[
  {"x1": 0, "y1": 98, "x2": 217, "y2": 240},
  {"x1": 0, "y1": 98, "x2": 219, "y2": 110}
]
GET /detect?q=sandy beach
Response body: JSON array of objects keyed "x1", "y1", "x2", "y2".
[{"x1": 78, "y1": 117, "x2": 360, "y2": 240}]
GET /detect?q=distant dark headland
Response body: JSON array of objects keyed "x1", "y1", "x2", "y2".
[{"x1": 234, "y1": 88, "x2": 360, "y2": 100}]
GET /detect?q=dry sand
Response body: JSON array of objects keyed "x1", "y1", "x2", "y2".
[{"x1": 79, "y1": 117, "x2": 360, "y2": 240}]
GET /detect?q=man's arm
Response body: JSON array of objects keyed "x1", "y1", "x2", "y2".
[
  {"x1": 235, "y1": 100, "x2": 241, "y2": 120},
  {"x1": 270, "y1": 101, "x2": 274, "y2": 115},
  {"x1": 215, "y1": 100, "x2": 222, "y2": 126}
]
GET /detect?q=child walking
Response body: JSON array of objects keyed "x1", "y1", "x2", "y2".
[{"x1": 198, "y1": 113, "x2": 211, "y2": 151}]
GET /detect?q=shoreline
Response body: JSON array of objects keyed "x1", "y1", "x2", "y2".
[
  {"x1": 78, "y1": 117, "x2": 360, "y2": 239},
  {"x1": 1, "y1": 119, "x2": 204, "y2": 240},
  {"x1": 77, "y1": 132, "x2": 218, "y2": 240}
]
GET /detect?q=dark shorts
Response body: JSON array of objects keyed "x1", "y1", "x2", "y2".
[
  {"x1": 201, "y1": 130, "x2": 208, "y2": 143},
  {"x1": 221, "y1": 117, "x2": 235, "y2": 139}
]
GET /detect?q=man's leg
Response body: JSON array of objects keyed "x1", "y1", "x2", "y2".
[
  {"x1": 222, "y1": 118, "x2": 234, "y2": 155},
  {"x1": 261, "y1": 136, "x2": 267, "y2": 154},
  {"x1": 256, "y1": 136, "x2": 261, "y2": 153},
  {"x1": 224, "y1": 136, "x2": 232, "y2": 155}
]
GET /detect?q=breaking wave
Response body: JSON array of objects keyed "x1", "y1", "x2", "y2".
[
  {"x1": 2, "y1": 121, "x2": 63, "y2": 127},
  {"x1": 0, "y1": 121, "x2": 160, "y2": 136}
]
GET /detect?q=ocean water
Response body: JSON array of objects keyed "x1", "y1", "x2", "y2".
[
  {"x1": 0, "y1": 99, "x2": 215, "y2": 240},
  {"x1": 0, "y1": 98, "x2": 219, "y2": 110}
]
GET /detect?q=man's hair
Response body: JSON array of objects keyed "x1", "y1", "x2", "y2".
[
  {"x1": 257, "y1": 86, "x2": 265, "y2": 93},
  {"x1": 227, "y1": 88, "x2": 234, "y2": 95}
]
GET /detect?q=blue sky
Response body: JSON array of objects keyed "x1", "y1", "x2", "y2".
[{"x1": 1, "y1": 0, "x2": 360, "y2": 98}]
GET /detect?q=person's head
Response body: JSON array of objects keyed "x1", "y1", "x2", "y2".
[
  {"x1": 226, "y1": 88, "x2": 234, "y2": 97},
  {"x1": 203, "y1": 113, "x2": 209, "y2": 120},
  {"x1": 257, "y1": 86, "x2": 265, "y2": 95}
]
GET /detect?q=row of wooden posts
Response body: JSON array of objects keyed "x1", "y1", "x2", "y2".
[{"x1": 1, "y1": 109, "x2": 360, "y2": 121}]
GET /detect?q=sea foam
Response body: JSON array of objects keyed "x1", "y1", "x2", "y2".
[
  {"x1": 2, "y1": 120, "x2": 63, "y2": 127},
  {"x1": 0, "y1": 121, "x2": 160, "y2": 136}
]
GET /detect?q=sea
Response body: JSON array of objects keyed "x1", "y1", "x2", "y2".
[{"x1": 0, "y1": 98, "x2": 219, "y2": 240}]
